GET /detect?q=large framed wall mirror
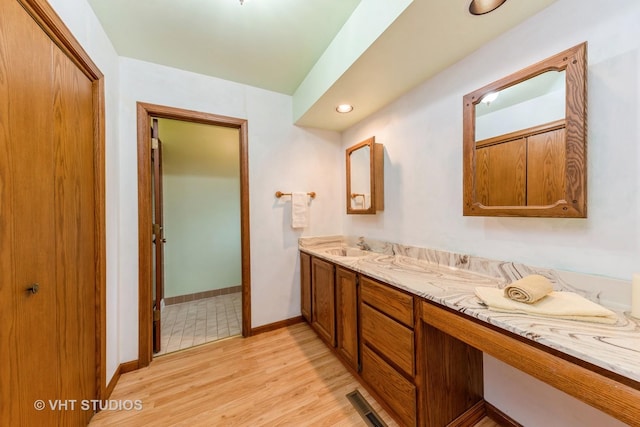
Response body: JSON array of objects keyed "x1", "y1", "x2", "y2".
[
  {"x1": 463, "y1": 42, "x2": 587, "y2": 217},
  {"x1": 346, "y1": 137, "x2": 384, "y2": 214}
]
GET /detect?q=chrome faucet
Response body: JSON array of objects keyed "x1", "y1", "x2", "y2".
[{"x1": 356, "y1": 238, "x2": 371, "y2": 251}]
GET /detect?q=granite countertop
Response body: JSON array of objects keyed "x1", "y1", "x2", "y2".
[{"x1": 299, "y1": 236, "x2": 640, "y2": 385}]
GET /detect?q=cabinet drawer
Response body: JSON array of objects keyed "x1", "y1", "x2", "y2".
[
  {"x1": 361, "y1": 304, "x2": 414, "y2": 376},
  {"x1": 361, "y1": 345, "x2": 416, "y2": 427},
  {"x1": 361, "y1": 276, "x2": 414, "y2": 327}
]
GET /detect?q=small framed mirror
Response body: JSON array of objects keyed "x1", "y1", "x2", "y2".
[
  {"x1": 463, "y1": 42, "x2": 587, "y2": 217},
  {"x1": 346, "y1": 137, "x2": 384, "y2": 214}
]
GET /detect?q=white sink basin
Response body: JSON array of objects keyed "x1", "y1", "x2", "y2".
[{"x1": 322, "y1": 247, "x2": 370, "y2": 257}]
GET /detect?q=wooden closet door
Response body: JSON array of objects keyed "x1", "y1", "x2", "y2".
[
  {"x1": 0, "y1": 0, "x2": 59, "y2": 424},
  {"x1": 52, "y1": 43, "x2": 97, "y2": 425},
  {"x1": 0, "y1": 0, "x2": 97, "y2": 425}
]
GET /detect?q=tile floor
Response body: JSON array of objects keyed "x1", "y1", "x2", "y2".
[{"x1": 156, "y1": 292, "x2": 242, "y2": 356}]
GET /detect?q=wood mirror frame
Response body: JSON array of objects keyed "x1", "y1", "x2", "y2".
[
  {"x1": 463, "y1": 42, "x2": 587, "y2": 217},
  {"x1": 346, "y1": 137, "x2": 384, "y2": 214}
]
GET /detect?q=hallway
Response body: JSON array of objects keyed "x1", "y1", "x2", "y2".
[{"x1": 157, "y1": 293, "x2": 242, "y2": 356}]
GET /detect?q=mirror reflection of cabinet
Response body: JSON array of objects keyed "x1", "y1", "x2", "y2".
[
  {"x1": 475, "y1": 121, "x2": 566, "y2": 206},
  {"x1": 346, "y1": 137, "x2": 384, "y2": 214},
  {"x1": 463, "y1": 42, "x2": 587, "y2": 217}
]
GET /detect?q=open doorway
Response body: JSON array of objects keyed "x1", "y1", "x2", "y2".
[
  {"x1": 155, "y1": 118, "x2": 242, "y2": 355},
  {"x1": 137, "y1": 103, "x2": 251, "y2": 367}
]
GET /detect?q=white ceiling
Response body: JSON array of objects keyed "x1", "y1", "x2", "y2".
[
  {"x1": 88, "y1": 0, "x2": 360, "y2": 94},
  {"x1": 88, "y1": 0, "x2": 558, "y2": 132}
]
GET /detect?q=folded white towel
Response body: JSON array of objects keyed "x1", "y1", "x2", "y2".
[
  {"x1": 363, "y1": 193, "x2": 371, "y2": 210},
  {"x1": 291, "y1": 192, "x2": 309, "y2": 229},
  {"x1": 504, "y1": 274, "x2": 553, "y2": 304},
  {"x1": 475, "y1": 287, "x2": 618, "y2": 324}
]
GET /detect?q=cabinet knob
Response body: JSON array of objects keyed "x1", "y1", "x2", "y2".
[{"x1": 27, "y1": 283, "x2": 40, "y2": 294}]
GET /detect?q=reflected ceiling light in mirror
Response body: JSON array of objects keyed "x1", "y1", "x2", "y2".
[
  {"x1": 469, "y1": 0, "x2": 507, "y2": 15},
  {"x1": 481, "y1": 91, "x2": 499, "y2": 104},
  {"x1": 336, "y1": 104, "x2": 354, "y2": 113}
]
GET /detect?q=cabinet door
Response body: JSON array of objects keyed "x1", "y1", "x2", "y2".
[
  {"x1": 336, "y1": 267, "x2": 358, "y2": 370},
  {"x1": 311, "y1": 257, "x2": 335, "y2": 346},
  {"x1": 527, "y1": 128, "x2": 566, "y2": 205},
  {"x1": 475, "y1": 138, "x2": 526, "y2": 206},
  {"x1": 300, "y1": 252, "x2": 312, "y2": 322}
]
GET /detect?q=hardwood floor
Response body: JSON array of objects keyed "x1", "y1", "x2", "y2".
[
  {"x1": 90, "y1": 323, "x2": 398, "y2": 426},
  {"x1": 90, "y1": 323, "x2": 500, "y2": 426}
]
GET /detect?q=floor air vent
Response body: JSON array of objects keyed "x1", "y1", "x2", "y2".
[{"x1": 346, "y1": 390, "x2": 387, "y2": 427}]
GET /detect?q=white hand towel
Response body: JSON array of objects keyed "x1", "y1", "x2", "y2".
[
  {"x1": 475, "y1": 287, "x2": 618, "y2": 324},
  {"x1": 291, "y1": 192, "x2": 309, "y2": 229},
  {"x1": 363, "y1": 193, "x2": 371, "y2": 210}
]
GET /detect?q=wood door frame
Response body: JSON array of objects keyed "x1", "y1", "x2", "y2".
[
  {"x1": 151, "y1": 119, "x2": 164, "y2": 354},
  {"x1": 136, "y1": 102, "x2": 251, "y2": 367},
  {"x1": 15, "y1": 0, "x2": 107, "y2": 399}
]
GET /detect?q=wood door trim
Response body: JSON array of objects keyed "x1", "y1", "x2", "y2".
[
  {"x1": 136, "y1": 102, "x2": 251, "y2": 367},
  {"x1": 151, "y1": 119, "x2": 164, "y2": 353},
  {"x1": 18, "y1": 0, "x2": 102, "y2": 80},
  {"x1": 16, "y1": 0, "x2": 106, "y2": 401}
]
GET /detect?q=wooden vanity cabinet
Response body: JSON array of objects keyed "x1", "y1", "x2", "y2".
[
  {"x1": 301, "y1": 248, "x2": 639, "y2": 426},
  {"x1": 336, "y1": 266, "x2": 359, "y2": 371},
  {"x1": 310, "y1": 256, "x2": 336, "y2": 346},
  {"x1": 300, "y1": 254, "x2": 419, "y2": 426},
  {"x1": 302, "y1": 253, "x2": 358, "y2": 360},
  {"x1": 300, "y1": 252, "x2": 312, "y2": 322},
  {"x1": 302, "y1": 255, "x2": 359, "y2": 369},
  {"x1": 360, "y1": 276, "x2": 418, "y2": 427}
]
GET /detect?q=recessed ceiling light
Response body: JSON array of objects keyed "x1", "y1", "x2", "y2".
[
  {"x1": 336, "y1": 104, "x2": 354, "y2": 113},
  {"x1": 469, "y1": 0, "x2": 507, "y2": 15}
]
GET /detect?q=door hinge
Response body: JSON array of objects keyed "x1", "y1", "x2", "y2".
[
  {"x1": 153, "y1": 309, "x2": 161, "y2": 321},
  {"x1": 153, "y1": 223, "x2": 162, "y2": 235},
  {"x1": 151, "y1": 137, "x2": 159, "y2": 150}
]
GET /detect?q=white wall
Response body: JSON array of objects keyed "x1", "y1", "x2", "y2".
[
  {"x1": 341, "y1": 0, "x2": 640, "y2": 424},
  {"x1": 246, "y1": 89, "x2": 344, "y2": 327},
  {"x1": 47, "y1": 0, "x2": 122, "y2": 384},
  {"x1": 48, "y1": 0, "x2": 343, "y2": 384},
  {"x1": 343, "y1": 0, "x2": 640, "y2": 280},
  {"x1": 117, "y1": 58, "x2": 343, "y2": 361},
  {"x1": 160, "y1": 121, "x2": 242, "y2": 297}
]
